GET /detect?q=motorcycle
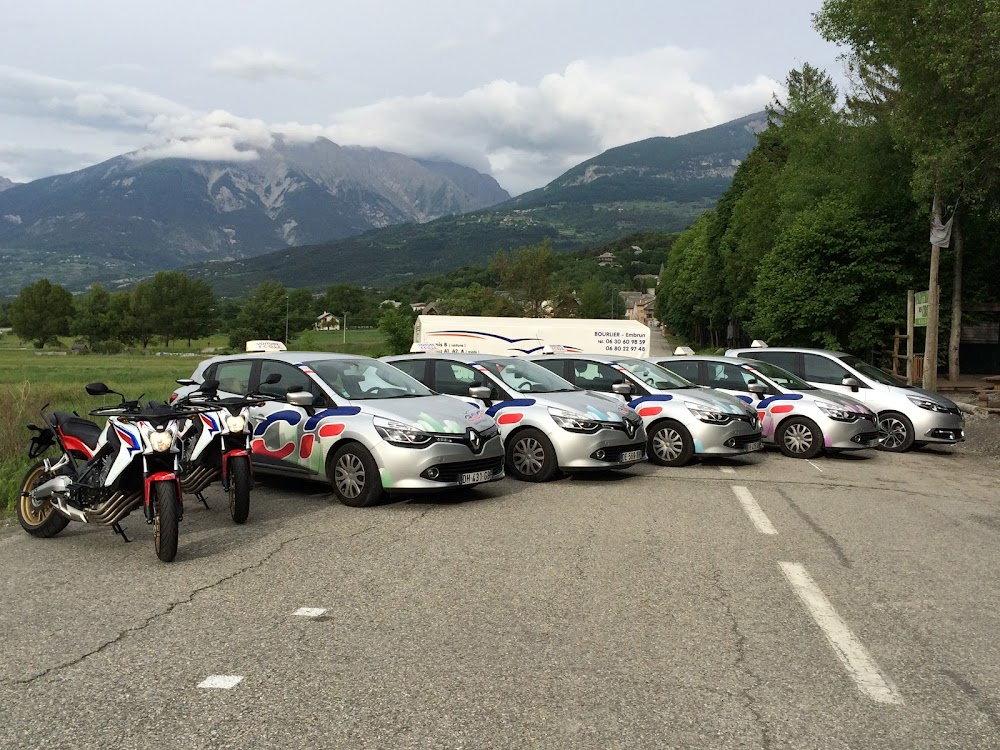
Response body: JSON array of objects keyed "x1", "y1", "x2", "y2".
[
  {"x1": 170, "y1": 375, "x2": 282, "y2": 524},
  {"x1": 17, "y1": 382, "x2": 210, "y2": 563}
]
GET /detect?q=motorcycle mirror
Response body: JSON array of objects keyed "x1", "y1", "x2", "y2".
[
  {"x1": 264, "y1": 372, "x2": 282, "y2": 385},
  {"x1": 176, "y1": 378, "x2": 196, "y2": 387},
  {"x1": 85, "y1": 382, "x2": 111, "y2": 396},
  {"x1": 200, "y1": 378, "x2": 220, "y2": 392}
]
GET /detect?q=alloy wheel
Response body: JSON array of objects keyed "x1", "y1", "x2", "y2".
[{"x1": 879, "y1": 417, "x2": 908, "y2": 450}]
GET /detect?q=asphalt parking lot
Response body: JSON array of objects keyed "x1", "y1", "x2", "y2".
[{"x1": 2, "y1": 443, "x2": 999, "y2": 749}]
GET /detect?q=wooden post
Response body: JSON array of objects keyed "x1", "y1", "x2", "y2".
[
  {"x1": 948, "y1": 218, "x2": 963, "y2": 383},
  {"x1": 892, "y1": 327, "x2": 901, "y2": 376},
  {"x1": 906, "y1": 289, "x2": 915, "y2": 385},
  {"x1": 923, "y1": 197, "x2": 942, "y2": 391}
]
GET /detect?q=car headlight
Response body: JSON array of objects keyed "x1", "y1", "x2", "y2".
[
  {"x1": 149, "y1": 430, "x2": 173, "y2": 452},
  {"x1": 684, "y1": 401, "x2": 731, "y2": 424},
  {"x1": 225, "y1": 415, "x2": 247, "y2": 433},
  {"x1": 548, "y1": 407, "x2": 601, "y2": 433},
  {"x1": 374, "y1": 417, "x2": 434, "y2": 448},
  {"x1": 907, "y1": 395, "x2": 951, "y2": 413},
  {"x1": 816, "y1": 400, "x2": 855, "y2": 421}
]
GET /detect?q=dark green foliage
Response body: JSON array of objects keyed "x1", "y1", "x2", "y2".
[
  {"x1": 227, "y1": 281, "x2": 289, "y2": 348},
  {"x1": 378, "y1": 306, "x2": 417, "y2": 355},
  {"x1": 9, "y1": 278, "x2": 75, "y2": 348}
]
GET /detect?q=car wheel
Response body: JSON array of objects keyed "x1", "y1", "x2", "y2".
[
  {"x1": 776, "y1": 417, "x2": 823, "y2": 459},
  {"x1": 878, "y1": 411, "x2": 914, "y2": 452},
  {"x1": 505, "y1": 428, "x2": 558, "y2": 482},
  {"x1": 648, "y1": 420, "x2": 695, "y2": 467},
  {"x1": 328, "y1": 443, "x2": 385, "y2": 507}
]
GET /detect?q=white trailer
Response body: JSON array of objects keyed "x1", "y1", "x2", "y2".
[{"x1": 411, "y1": 315, "x2": 650, "y2": 357}]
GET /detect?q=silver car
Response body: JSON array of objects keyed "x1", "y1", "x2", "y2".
[
  {"x1": 725, "y1": 347, "x2": 966, "y2": 452},
  {"x1": 528, "y1": 354, "x2": 763, "y2": 466},
  {"x1": 654, "y1": 355, "x2": 880, "y2": 458},
  {"x1": 172, "y1": 351, "x2": 504, "y2": 506},
  {"x1": 382, "y1": 354, "x2": 647, "y2": 482}
]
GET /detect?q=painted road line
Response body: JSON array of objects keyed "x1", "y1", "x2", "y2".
[
  {"x1": 719, "y1": 466, "x2": 736, "y2": 475},
  {"x1": 807, "y1": 460, "x2": 824, "y2": 473},
  {"x1": 779, "y1": 562, "x2": 904, "y2": 706},
  {"x1": 732, "y1": 485, "x2": 777, "y2": 535},
  {"x1": 293, "y1": 607, "x2": 327, "y2": 618},
  {"x1": 198, "y1": 675, "x2": 244, "y2": 689}
]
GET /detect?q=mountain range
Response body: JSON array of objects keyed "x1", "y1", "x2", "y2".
[
  {"x1": 0, "y1": 111, "x2": 765, "y2": 296},
  {"x1": 185, "y1": 112, "x2": 766, "y2": 295},
  {"x1": 0, "y1": 176, "x2": 16, "y2": 192},
  {"x1": 0, "y1": 139, "x2": 508, "y2": 294}
]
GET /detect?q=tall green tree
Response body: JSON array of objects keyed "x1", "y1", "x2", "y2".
[
  {"x1": 73, "y1": 284, "x2": 118, "y2": 349},
  {"x1": 378, "y1": 306, "x2": 416, "y2": 355},
  {"x1": 228, "y1": 281, "x2": 288, "y2": 348},
  {"x1": 9, "y1": 278, "x2": 75, "y2": 348},
  {"x1": 492, "y1": 239, "x2": 556, "y2": 317}
]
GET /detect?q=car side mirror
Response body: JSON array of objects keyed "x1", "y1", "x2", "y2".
[
  {"x1": 612, "y1": 382, "x2": 633, "y2": 396},
  {"x1": 286, "y1": 391, "x2": 314, "y2": 408},
  {"x1": 842, "y1": 376, "x2": 861, "y2": 392},
  {"x1": 749, "y1": 383, "x2": 766, "y2": 399},
  {"x1": 469, "y1": 386, "x2": 492, "y2": 401}
]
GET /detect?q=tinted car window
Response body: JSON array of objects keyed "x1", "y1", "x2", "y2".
[
  {"x1": 390, "y1": 359, "x2": 428, "y2": 383},
  {"x1": 214, "y1": 361, "x2": 253, "y2": 395},
  {"x1": 533, "y1": 359, "x2": 570, "y2": 380},
  {"x1": 433, "y1": 361, "x2": 480, "y2": 396},
  {"x1": 707, "y1": 363, "x2": 753, "y2": 391},
  {"x1": 744, "y1": 350, "x2": 798, "y2": 373},
  {"x1": 570, "y1": 360, "x2": 627, "y2": 391},
  {"x1": 803, "y1": 354, "x2": 851, "y2": 385},
  {"x1": 662, "y1": 360, "x2": 700, "y2": 383},
  {"x1": 259, "y1": 361, "x2": 319, "y2": 398}
]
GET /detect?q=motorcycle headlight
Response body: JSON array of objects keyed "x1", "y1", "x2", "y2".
[
  {"x1": 816, "y1": 400, "x2": 855, "y2": 421},
  {"x1": 150, "y1": 430, "x2": 173, "y2": 452},
  {"x1": 907, "y1": 395, "x2": 950, "y2": 413},
  {"x1": 684, "y1": 401, "x2": 731, "y2": 424},
  {"x1": 548, "y1": 407, "x2": 600, "y2": 433},
  {"x1": 374, "y1": 417, "x2": 434, "y2": 448},
  {"x1": 225, "y1": 415, "x2": 247, "y2": 433}
]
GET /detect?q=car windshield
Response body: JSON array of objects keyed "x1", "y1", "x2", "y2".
[
  {"x1": 742, "y1": 359, "x2": 817, "y2": 391},
  {"x1": 480, "y1": 358, "x2": 578, "y2": 393},
  {"x1": 616, "y1": 359, "x2": 693, "y2": 389},
  {"x1": 307, "y1": 359, "x2": 434, "y2": 400},
  {"x1": 838, "y1": 355, "x2": 905, "y2": 387}
]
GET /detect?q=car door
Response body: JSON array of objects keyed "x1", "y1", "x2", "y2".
[{"x1": 249, "y1": 360, "x2": 330, "y2": 476}]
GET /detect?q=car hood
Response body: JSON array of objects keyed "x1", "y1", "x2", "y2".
[
  {"x1": 352, "y1": 394, "x2": 496, "y2": 433},
  {"x1": 643, "y1": 386, "x2": 751, "y2": 416},
  {"x1": 525, "y1": 390, "x2": 634, "y2": 422},
  {"x1": 897, "y1": 385, "x2": 959, "y2": 409}
]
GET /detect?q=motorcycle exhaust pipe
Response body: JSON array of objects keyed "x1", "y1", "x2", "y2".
[
  {"x1": 51, "y1": 496, "x2": 88, "y2": 523},
  {"x1": 31, "y1": 475, "x2": 72, "y2": 500},
  {"x1": 88, "y1": 492, "x2": 143, "y2": 526}
]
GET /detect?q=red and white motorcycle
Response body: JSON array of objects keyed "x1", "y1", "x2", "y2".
[{"x1": 17, "y1": 383, "x2": 209, "y2": 562}]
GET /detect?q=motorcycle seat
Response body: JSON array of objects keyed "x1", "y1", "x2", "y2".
[{"x1": 49, "y1": 411, "x2": 102, "y2": 449}]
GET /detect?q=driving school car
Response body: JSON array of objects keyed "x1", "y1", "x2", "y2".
[
  {"x1": 382, "y1": 353, "x2": 647, "y2": 483},
  {"x1": 651, "y1": 355, "x2": 879, "y2": 459},
  {"x1": 528, "y1": 354, "x2": 763, "y2": 467},
  {"x1": 171, "y1": 348, "x2": 504, "y2": 507}
]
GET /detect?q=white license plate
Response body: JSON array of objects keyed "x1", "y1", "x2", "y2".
[
  {"x1": 460, "y1": 469, "x2": 494, "y2": 485},
  {"x1": 743, "y1": 441, "x2": 763, "y2": 452},
  {"x1": 620, "y1": 449, "x2": 645, "y2": 462}
]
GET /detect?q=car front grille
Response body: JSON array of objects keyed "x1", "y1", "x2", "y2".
[
  {"x1": 421, "y1": 456, "x2": 504, "y2": 483},
  {"x1": 730, "y1": 432, "x2": 763, "y2": 448},
  {"x1": 852, "y1": 431, "x2": 880, "y2": 444}
]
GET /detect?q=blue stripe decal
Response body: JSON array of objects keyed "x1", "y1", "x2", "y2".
[
  {"x1": 757, "y1": 394, "x2": 804, "y2": 408},
  {"x1": 253, "y1": 409, "x2": 302, "y2": 436},
  {"x1": 628, "y1": 395, "x2": 674, "y2": 407},
  {"x1": 486, "y1": 399, "x2": 536, "y2": 417},
  {"x1": 304, "y1": 406, "x2": 362, "y2": 431},
  {"x1": 735, "y1": 395, "x2": 753, "y2": 404},
  {"x1": 433, "y1": 330, "x2": 541, "y2": 344}
]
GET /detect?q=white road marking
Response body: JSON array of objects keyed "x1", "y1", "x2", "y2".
[
  {"x1": 732, "y1": 486, "x2": 777, "y2": 535},
  {"x1": 293, "y1": 607, "x2": 327, "y2": 618},
  {"x1": 719, "y1": 466, "x2": 736, "y2": 475},
  {"x1": 779, "y1": 562, "x2": 904, "y2": 705},
  {"x1": 198, "y1": 675, "x2": 244, "y2": 689},
  {"x1": 807, "y1": 460, "x2": 824, "y2": 473}
]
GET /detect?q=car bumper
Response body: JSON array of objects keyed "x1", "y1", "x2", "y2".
[
  {"x1": 820, "y1": 417, "x2": 880, "y2": 450},
  {"x1": 910, "y1": 410, "x2": 966, "y2": 444},
  {"x1": 550, "y1": 427, "x2": 648, "y2": 470},
  {"x1": 686, "y1": 419, "x2": 763, "y2": 455},
  {"x1": 372, "y1": 436, "x2": 506, "y2": 491}
]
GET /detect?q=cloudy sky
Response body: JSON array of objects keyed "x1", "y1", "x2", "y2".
[{"x1": 1, "y1": 0, "x2": 844, "y2": 196}]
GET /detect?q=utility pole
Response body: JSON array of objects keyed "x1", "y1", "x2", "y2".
[
  {"x1": 284, "y1": 295, "x2": 289, "y2": 343},
  {"x1": 343, "y1": 312, "x2": 347, "y2": 344}
]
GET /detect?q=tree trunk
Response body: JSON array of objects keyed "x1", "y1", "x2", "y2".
[
  {"x1": 948, "y1": 217, "x2": 963, "y2": 383},
  {"x1": 922, "y1": 195, "x2": 942, "y2": 391}
]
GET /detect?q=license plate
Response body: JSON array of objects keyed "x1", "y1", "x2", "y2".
[
  {"x1": 743, "y1": 441, "x2": 763, "y2": 452},
  {"x1": 460, "y1": 469, "x2": 494, "y2": 485},
  {"x1": 620, "y1": 449, "x2": 644, "y2": 462}
]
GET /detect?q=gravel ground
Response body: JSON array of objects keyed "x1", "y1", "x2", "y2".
[{"x1": 953, "y1": 400, "x2": 1000, "y2": 464}]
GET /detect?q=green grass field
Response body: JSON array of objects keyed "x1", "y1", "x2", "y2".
[{"x1": 0, "y1": 328, "x2": 388, "y2": 516}]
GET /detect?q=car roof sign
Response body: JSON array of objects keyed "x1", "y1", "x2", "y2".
[{"x1": 246, "y1": 340, "x2": 287, "y2": 353}]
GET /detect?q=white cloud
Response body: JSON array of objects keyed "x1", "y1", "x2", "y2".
[{"x1": 207, "y1": 47, "x2": 320, "y2": 81}]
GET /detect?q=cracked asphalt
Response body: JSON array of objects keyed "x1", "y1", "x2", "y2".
[{"x1": 2, "y1": 443, "x2": 999, "y2": 749}]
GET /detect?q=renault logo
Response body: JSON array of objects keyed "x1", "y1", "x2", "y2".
[
  {"x1": 624, "y1": 419, "x2": 636, "y2": 439},
  {"x1": 467, "y1": 428, "x2": 482, "y2": 453}
]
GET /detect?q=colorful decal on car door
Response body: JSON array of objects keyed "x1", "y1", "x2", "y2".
[
  {"x1": 754, "y1": 394, "x2": 804, "y2": 437},
  {"x1": 627, "y1": 394, "x2": 674, "y2": 418},
  {"x1": 485, "y1": 399, "x2": 536, "y2": 426}
]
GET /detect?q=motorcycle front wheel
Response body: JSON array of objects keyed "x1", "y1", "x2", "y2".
[
  {"x1": 228, "y1": 456, "x2": 251, "y2": 524},
  {"x1": 17, "y1": 461, "x2": 70, "y2": 538},
  {"x1": 152, "y1": 481, "x2": 180, "y2": 563}
]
